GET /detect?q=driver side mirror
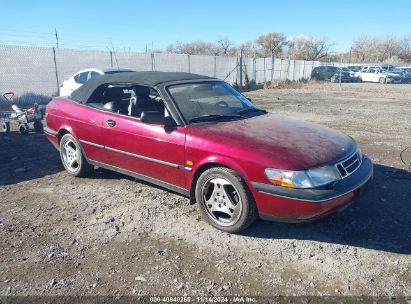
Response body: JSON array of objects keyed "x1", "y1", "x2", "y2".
[{"x1": 140, "y1": 111, "x2": 177, "y2": 127}]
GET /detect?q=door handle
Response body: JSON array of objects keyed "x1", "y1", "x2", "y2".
[{"x1": 106, "y1": 119, "x2": 116, "y2": 127}]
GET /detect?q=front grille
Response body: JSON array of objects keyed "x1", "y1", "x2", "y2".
[{"x1": 335, "y1": 152, "x2": 362, "y2": 178}]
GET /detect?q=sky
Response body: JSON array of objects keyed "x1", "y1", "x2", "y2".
[{"x1": 1, "y1": 0, "x2": 410, "y2": 53}]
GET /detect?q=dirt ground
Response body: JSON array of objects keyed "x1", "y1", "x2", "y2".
[{"x1": 0, "y1": 83, "x2": 410, "y2": 299}]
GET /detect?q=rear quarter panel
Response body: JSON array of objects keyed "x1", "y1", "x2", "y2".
[{"x1": 46, "y1": 97, "x2": 106, "y2": 161}]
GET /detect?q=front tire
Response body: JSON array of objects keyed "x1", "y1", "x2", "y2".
[
  {"x1": 195, "y1": 167, "x2": 258, "y2": 233},
  {"x1": 59, "y1": 133, "x2": 92, "y2": 177},
  {"x1": 2, "y1": 121, "x2": 10, "y2": 133},
  {"x1": 379, "y1": 77, "x2": 386, "y2": 84}
]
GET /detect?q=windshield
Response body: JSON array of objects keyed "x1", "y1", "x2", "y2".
[{"x1": 168, "y1": 81, "x2": 260, "y2": 124}]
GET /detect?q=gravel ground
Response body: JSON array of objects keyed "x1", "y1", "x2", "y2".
[{"x1": 0, "y1": 82, "x2": 410, "y2": 298}]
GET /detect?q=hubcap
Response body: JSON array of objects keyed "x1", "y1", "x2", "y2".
[
  {"x1": 62, "y1": 140, "x2": 80, "y2": 172},
  {"x1": 202, "y1": 178, "x2": 242, "y2": 226}
]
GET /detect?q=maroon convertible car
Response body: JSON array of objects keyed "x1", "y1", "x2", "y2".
[{"x1": 45, "y1": 72, "x2": 373, "y2": 232}]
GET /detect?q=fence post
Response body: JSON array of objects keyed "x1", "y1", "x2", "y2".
[
  {"x1": 187, "y1": 54, "x2": 191, "y2": 73},
  {"x1": 279, "y1": 59, "x2": 283, "y2": 79},
  {"x1": 214, "y1": 56, "x2": 217, "y2": 78},
  {"x1": 292, "y1": 60, "x2": 296, "y2": 81},
  {"x1": 253, "y1": 54, "x2": 257, "y2": 85},
  {"x1": 271, "y1": 54, "x2": 274, "y2": 81},
  {"x1": 263, "y1": 57, "x2": 266, "y2": 83},
  {"x1": 151, "y1": 52, "x2": 155, "y2": 71},
  {"x1": 236, "y1": 56, "x2": 239, "y2": 85},
  {"x1": 52, "y1": 47, "x2": 60, "y2": 94},
  {"x1": 287, "y1": 58, "x2": 291, "y2": 80},
  {"x1": 110, "y1": 51, "x2": 113, "y2": 67},
  {"x1": 239, "y1": 49, "x2": 243, "y2": 88},
  {"x1": 302, "y1": 60, "x2": 306, "y2": 81}
]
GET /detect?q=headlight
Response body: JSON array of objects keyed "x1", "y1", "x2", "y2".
[{"x1": 265, "y1": 165, "x2": 341, "y2": 189}]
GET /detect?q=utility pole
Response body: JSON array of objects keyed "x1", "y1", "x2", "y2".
[{"x1": 54, "y1": 28, "x2": 59, "y2": 48}]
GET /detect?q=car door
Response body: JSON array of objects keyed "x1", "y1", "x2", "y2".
[
  {"x1": 359, "y1": 67, "x2": 370, "y2": 82},
  {"x1": 311, "y1": 67, "x2": 321, "y2": 79},
  {"x1": 100, "y1": 111, "x2": 187, "y2": 189},
  {"x1": 368, "y1": 68, "x2": 379, "y2": 82},
  {"x1": 325, "y1": 67, "x2": 336, "y2": 80},
  {"x1": 62, "y1": 102, "x2": 107, "y2": 163}
]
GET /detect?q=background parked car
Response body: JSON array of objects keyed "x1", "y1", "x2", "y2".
[
  {"x1": 311, "y1": 66, "x2": 358, "y2": 82},
  {"x1": 354, "y1": 66, "x2": 402, "y2": 84},
  {"x1": 397, "y1": 67, "x2": 411, "y2": 83},
  {"x1": 311, "y1": 66, "x2": 339, "y2": 81},
  {"x1": 59, "y1": 67, "x2": 135, "y2": 96},
  {"x1": 330, "y1": 67, "x2": 360, "y2": 83},
  {"x1": 347, "y1": 65, "x2": 363, "y2": 77}
]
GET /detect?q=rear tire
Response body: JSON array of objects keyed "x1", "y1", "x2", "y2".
[
  {"x1": 59, "y1": 133, "x2": 92, "y2": 177},
  {"x1": 19, "y1": 123, "x2": 29, "y2": 135},
  {"x1": 195, "y1": 167, "x2": 258, "y2": 233},
  {"x1": 2, "y1": 121, "x2": 10, "y2": 133}
]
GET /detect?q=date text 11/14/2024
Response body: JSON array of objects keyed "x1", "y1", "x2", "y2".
[{"x1": 149, "y1": 296, "x2": 257, "y2": 303}]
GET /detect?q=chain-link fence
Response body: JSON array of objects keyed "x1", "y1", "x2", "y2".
[{"x1": 0, "y1": 44, "x2": 358, "y2": 105}]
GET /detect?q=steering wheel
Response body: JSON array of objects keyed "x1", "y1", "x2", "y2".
[{"x1": 216, "y1": 101, "x2": 229, "y2": 107}]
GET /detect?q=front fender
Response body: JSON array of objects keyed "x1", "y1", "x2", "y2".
[{"x1": 191, "y1": 155, "x2": 250, "y2": 182}]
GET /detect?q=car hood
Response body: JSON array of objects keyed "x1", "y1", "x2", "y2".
[{"x1": 188, "y1": 113, "x2": 356, "y2": 170}]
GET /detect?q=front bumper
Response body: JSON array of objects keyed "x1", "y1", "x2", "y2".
[{"x1": 251, "y1": 156, "x2": 373, "y2": 222}]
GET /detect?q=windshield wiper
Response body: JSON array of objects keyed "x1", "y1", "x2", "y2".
[
  {"x1": 237, "y1": 108, "x2": 267, "y2": 115},
  {"x1": 189, "y1": 114, "x2": 245, "y2": 124}
]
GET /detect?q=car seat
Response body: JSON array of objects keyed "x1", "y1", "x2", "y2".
[{"x1": 128, "y1": 86, "x2": 157, "y2": 117}]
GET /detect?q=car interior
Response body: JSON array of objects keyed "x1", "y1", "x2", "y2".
[{"x1": 85, "y1": 83, "x2": 167, "y2": 119}]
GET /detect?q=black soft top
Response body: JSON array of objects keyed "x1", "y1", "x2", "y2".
[{"x1": 71, "y1": 71, "x2": 214, "y2": 103}]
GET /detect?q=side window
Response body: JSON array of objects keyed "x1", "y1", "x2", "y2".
[
  {"x1": 368, "y1": 68, "x2": 376, "y2": 74},
  {"x1": 129, "y1": 86, "x2": 164, "y2": 118},
  {"x1": 361, "y1": 67, "x2": 369, "y2": 73},
  {"x1": 89, "y1": 71, "x2": 100, "y2": 79},
  {"x1": 74, "y1": 72, "x2": 90, "y2": 84}
]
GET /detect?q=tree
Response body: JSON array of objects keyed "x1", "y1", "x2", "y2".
[
  {"x1": 351, "y1": 35, "x2": 373, "y2": 62},
  {"x1": 287, "y1": 36, "x2": 332, "y2": 60},
  {"x1": 238, "y1": 41, "x2": 260, "y2": 57},
  {"x1": 255, "y1": 32, "x2": 287, "y2": 57},
  {"x1": 165, "y1": 41, "x2": 218, "y2": 55},
  {"x1": 398, "y1": 35, "x2": 411, "y2": 63},
  {"x1": 377, "y1": 36, "x2": 402, "y2": 62},
  {"x1": 216, "y1": 36, "x2": 233, "y2": 56},
  {"x1": 351, "y1": 35, "x2": 404, "y2": 63}
]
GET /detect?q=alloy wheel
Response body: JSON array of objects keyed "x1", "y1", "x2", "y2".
[
  {"x1": 62, "y1": 139, "x2": 80, "y2": 173},
  {"x1": 201, "y1": 177, "x2": 243, "y2": 226}
]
